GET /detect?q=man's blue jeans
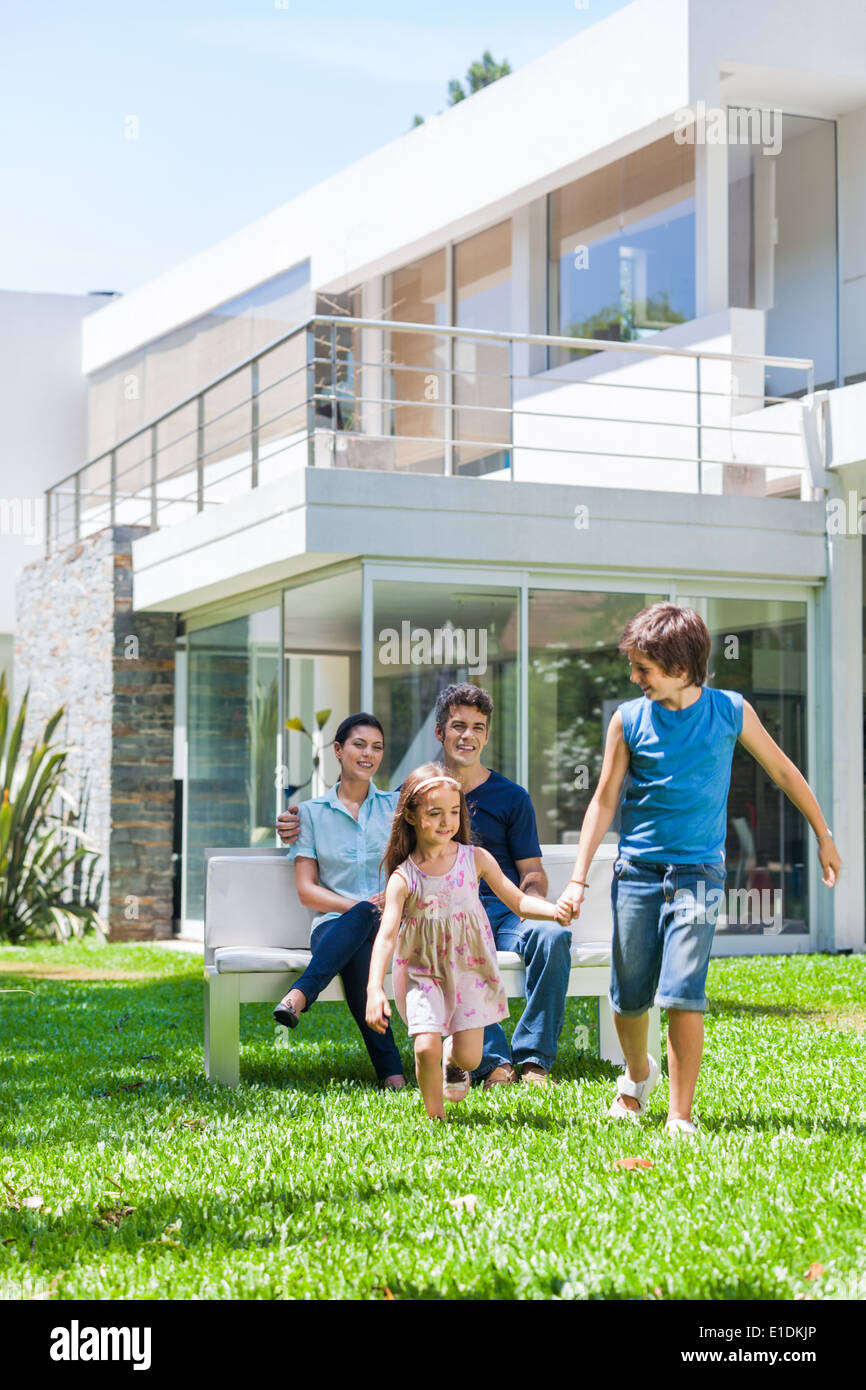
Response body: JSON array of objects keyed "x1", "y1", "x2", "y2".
[
  {"x1": 472, "y1": 897, "x2": 572, "y2": 1079},
  {"x1": 292, "y1": 901, "x2": 404, "y2": 1082}
]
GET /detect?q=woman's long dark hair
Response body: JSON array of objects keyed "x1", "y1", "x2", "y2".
[{"x1": 381, "y1": 762, "x2": 472, "y2": 880}]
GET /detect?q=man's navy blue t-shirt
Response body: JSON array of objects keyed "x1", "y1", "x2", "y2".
[{"x1": 464, "y1": 769, "x2": 542, "y2": 904}]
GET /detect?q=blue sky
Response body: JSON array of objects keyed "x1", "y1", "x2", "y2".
[{"x1": 1, "y1": 0, "x2": 635, "y2": 296}]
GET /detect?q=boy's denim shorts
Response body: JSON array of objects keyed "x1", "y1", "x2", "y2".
[{"x1": 609, "y1": 856, "x2": 726, "y2": 1016}]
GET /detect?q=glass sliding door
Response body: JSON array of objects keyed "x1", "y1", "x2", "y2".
[
  {"x1": 681, "y1": 596, "x2": 809, "y2": 936},
  {"x1": 185, "y1": 606, "x2": 280, "y2": 923},
  {"x1": 372, "y1": 578, "x2": 519, "y2": 787},
  {"x1": 527, "y1": 589, "x2": 665, "y2": 842},
  {"x1": 282, "y1": 569, "x2": 362, "y2": 799}
]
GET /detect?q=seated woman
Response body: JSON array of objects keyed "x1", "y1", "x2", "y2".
[{"x1": 274, "y1": 712, "x2": 405, "y2": 1090}]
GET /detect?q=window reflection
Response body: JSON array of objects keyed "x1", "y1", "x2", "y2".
[{"x1": 549, "y1": 136, "x2": 695, "y2": 364}]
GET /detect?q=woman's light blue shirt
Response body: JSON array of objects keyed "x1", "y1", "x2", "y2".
[{"x1": 288, "y1": 782, "x2": 400, "y2": 930}]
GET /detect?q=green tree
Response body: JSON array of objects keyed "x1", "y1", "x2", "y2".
[{"x1": 411, "y1": 50, "x2": 511, "y2": 127}]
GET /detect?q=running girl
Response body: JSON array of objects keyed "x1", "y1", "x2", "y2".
[{"x1": 366, "y1": 763, "x2": 569, "y2": 1120}]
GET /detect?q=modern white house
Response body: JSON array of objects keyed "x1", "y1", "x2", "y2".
[{"x1": 13, "y1": 0, "x2": 866, "y2": 952}]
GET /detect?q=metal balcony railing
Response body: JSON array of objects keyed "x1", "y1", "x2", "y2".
[{"x1": 45, "y1": 316, "x2": 819, "y2": 556}]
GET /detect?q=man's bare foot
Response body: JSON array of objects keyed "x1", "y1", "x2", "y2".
[{"x1": 381, "y1": 1074, "x2": 406, "y2": 1091}]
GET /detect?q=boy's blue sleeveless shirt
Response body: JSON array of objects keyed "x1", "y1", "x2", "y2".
[{"x1": 618, "y1": 686, "x2": 744, "y2": 863}]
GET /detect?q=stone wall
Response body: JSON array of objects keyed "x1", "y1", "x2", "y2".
[{"x1": 14, "y1": 526, "x2": 176, "y2": 940}]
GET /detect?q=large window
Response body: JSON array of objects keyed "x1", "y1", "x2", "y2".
[
  {"x1": 384, "y1": 225, "x2": 513, "y2": 477},
  {"x1": 527, "y1": 589, "x2": 665, "y2": 842},
  {"x1": 549, "y1": 136, "x2": 695, "y2": 363},
  {"x1": 384, "y1": 251, "x2": 449, "y2": 474},
  {"x1": 373, "y1": 579, "x2": 518, "y2": 787},
  {"x1": 454, "y1": 221, "x2": 512, "y2": 476}
]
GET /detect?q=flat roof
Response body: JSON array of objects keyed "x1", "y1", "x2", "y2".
[{"x1": 82, "y1": 0, "x2": 866, "y2": 374}]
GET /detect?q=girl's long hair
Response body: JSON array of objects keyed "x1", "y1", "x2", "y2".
[{"x1": 381, "y1": 762, "x2": 473, "y2": 880}]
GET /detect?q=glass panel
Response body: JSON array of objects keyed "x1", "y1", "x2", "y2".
[
  {"x1": 728, "y1": 112, "x2": 837, "y2": 394},
  {"x1": 86, "y1": 262, "x2": 311, "y2": 455},
  {"x1": 257, "y1": 331, "x2": 308, "y2": 483},
  {"x1": 528, "y1": 590, "x2": 665, "y2": 842},
  {"x1": 384, "y1": 251, "x2": 448, "y2": 474},
  {"x1": 184, "y1": 607, "x2": 280, "y2": 923},
  {"x1": 549, "y1": 135, "x2": 695, "y2": 363},
  {"x1": 682, "y1": 596, "x2": 809, "y2": 937},
  {"x1": 373, "y1": 579, "x2": 518, "y2": 787},
  {"x1": 201, "y1": 369, "x2": 252, "y2": 503},
  {"x1": 455, "y1": 221, "x2": 512, "y2": 477},
  {"x1": 282, "y1": 570, "x2": 362, "y2": 800},
  {"x1": 78, "y1": 453, "x2": 114, "y2": 537},
  {"x1": 155, "y1": 401, "x2": 199, "y2": 527}
]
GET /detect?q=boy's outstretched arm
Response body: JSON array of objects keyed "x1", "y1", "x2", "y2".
[
  {"x1": 365, "y1": 873, "x2": 408, "y2": 1032},
  {"x1": 738, "y1": 701, "x2": 841, "y2": 887},
  {"x1": 559, "y1": 711, "x2": 631, "y2": 921}
]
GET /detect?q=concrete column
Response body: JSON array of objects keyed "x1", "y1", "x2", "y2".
[
  {"x1": 511, "y1": 197, "x2": 548, "y2": 381},
  {"x1": 822, "y1": 473, "x2": 865, "y2": 950},
  {"x1": 695, "y1": 138, "x2": 729, "y2": 317}
]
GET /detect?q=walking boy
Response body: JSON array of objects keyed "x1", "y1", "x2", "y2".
[{"x1": 558, "y1": 603, "x2": 841, "y2": 1135}]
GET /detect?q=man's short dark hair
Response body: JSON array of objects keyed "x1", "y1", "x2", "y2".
[{"x1": 434, "y1": 683, "x2": 494, "y2": 732}]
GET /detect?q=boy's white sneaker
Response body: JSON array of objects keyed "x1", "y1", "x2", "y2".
[
  {"x1": 607, "y1": 1054, "x2": 660, "y2": 1121},
  {"x1": 665, "y1": 1116, "x2": 700, "y2": 1138}
]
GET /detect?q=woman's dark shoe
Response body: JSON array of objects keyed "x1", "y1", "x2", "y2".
[{"x1": 273, "y1": 1001, "x2": 299, "y2": 1029}]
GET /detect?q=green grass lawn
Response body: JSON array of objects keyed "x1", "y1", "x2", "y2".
[{"x1": 1, "y1": 942, "x2": 864, "y2": 1301}]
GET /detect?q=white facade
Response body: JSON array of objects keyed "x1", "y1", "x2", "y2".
[{"x1": 0, "y1": 290, "x2": 104, "y2": 707}]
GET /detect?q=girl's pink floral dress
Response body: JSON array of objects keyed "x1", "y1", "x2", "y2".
[{"x1": 392, "y1": 842, "x2": 508, "y2": 1037}]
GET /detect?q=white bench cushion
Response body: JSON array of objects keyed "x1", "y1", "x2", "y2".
[
  {"x1": 214, "y1": 942, "x2": 611, "y2": 974},
  {"x1": 215, "y1": 946, "x2": 314, "y2": 973}
]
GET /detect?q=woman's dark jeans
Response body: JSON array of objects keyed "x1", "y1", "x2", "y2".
[{"x1": 292, "y1": 901, "x2": 403, "y2": 1081}]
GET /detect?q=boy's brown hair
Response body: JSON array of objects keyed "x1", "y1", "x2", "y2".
[
  {"x1": 618, "y1": 604, "x2": 711, "y2": 687},
  {"x1": 381, "y1": 762, "x2": 473, "y2": 880}
]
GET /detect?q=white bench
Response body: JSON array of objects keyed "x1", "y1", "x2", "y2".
[{"x1": 203, "y1": 843, "x2": 661, "y2": 1085}]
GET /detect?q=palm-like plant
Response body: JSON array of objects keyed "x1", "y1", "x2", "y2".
[{"x1": 0, "y1": 672, "x2": 105, "y2": 943}]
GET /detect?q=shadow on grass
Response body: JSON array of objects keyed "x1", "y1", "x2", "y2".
[{"x1": 709, "y1": 997, "x2": 866, "y2": 1031}]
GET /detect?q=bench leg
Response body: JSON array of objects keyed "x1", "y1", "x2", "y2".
[
  {"x1": 205, "y1": 972, "x2": 240, "y2": 1086},
  {"x1": 598, "y1": 995, "x2": 623, "y2": 1065},
  {"x1": 598, "y1": 998, "x2": 663, "y2": 1070}
]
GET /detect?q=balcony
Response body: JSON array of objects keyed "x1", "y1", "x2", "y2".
[{"x1": 46, "y1": 316, "x2": 823, "y2": 556}]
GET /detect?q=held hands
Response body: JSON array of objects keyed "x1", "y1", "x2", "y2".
[
  {"x1": 368, "y1": 891, "x2": 387, "y2": 910},
  {"x1": 553, "y1": 896, "x2": 573, "y2": 925},
  {"x1": 275, "y1": 807, "x2": 300, "y2": 845},
  {"x1": 556, "y1": 882, "x2": 585, "y2": 924},
  {"x1": 366, "y1": 987, "x2": 391, "y2": 1034}
]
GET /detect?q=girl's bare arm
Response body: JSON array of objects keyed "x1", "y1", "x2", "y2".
[
  {"x1": 366, "y1": 873, "x2": 408, "y2": 1031},
  {"x1": 474, "y1": 848, "x2": 569, "y2": 923}
]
